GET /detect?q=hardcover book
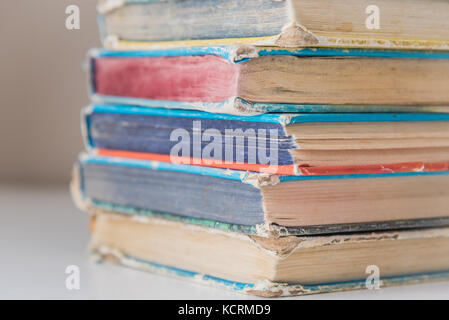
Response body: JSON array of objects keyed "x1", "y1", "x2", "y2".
[
  {"x1": 72, "y1": 154, "x2": 449, "y2": 236},
  {"x1": 97, "y1": 0, "x2": 449, "y2": 51},
  {"x1": 89, "y1": 47, "x2": 449, "y2": 115},
  {"x1": 83, "y1": 104, "x2": 449, "y2": 175},
  {"x1": 89, "y1": 211, "x2": 449, "y2": 297}
]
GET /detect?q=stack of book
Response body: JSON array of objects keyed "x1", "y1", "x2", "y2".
[{"x1": 72, "y1": 0, "x2": 449, "y2": 296}]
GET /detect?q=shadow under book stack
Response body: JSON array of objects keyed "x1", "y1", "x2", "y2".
[{"x1": 71, "y1": 0, "x2": 449, "y2": 297}]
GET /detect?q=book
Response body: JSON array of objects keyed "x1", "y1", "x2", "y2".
[
  {"x1": 89, "y1": 47, "x2": 449, "y2": 115},
  {"x1": 89, "y1": 211, "x2": 449, "y2": 297},
  {"x1": 72, "y1": 154, "x2": 449, "y2": 236},
  {"x1": 83, "y1": 104, "x2": 449, "y2": 175},
  {"x1": 97, "y1": 0, "x2": 449, "y2": 51}
]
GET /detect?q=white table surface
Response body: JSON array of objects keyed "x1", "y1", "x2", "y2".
[{"x1": 1, "y1": 184, "x2": 448, "y2": 300}]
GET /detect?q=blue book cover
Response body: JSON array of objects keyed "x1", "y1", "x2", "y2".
[
  {"x1": 97, "y1": 0, "x2": 449, "y2": 51},
  {"x1": 72, "y1": 152, "x2": 449, "y2": 237},
  {"x1": 82, "y1": 104, "x2": 449, "y2": 175}
]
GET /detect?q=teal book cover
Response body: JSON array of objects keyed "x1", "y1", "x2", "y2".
[{"x1": 88, "y1": 211, "x2": 449, "y2": 297}]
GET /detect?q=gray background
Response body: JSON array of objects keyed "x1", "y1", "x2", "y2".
[{"x1": 0, "y1": 0, "x2": 100, "y2": 185}]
